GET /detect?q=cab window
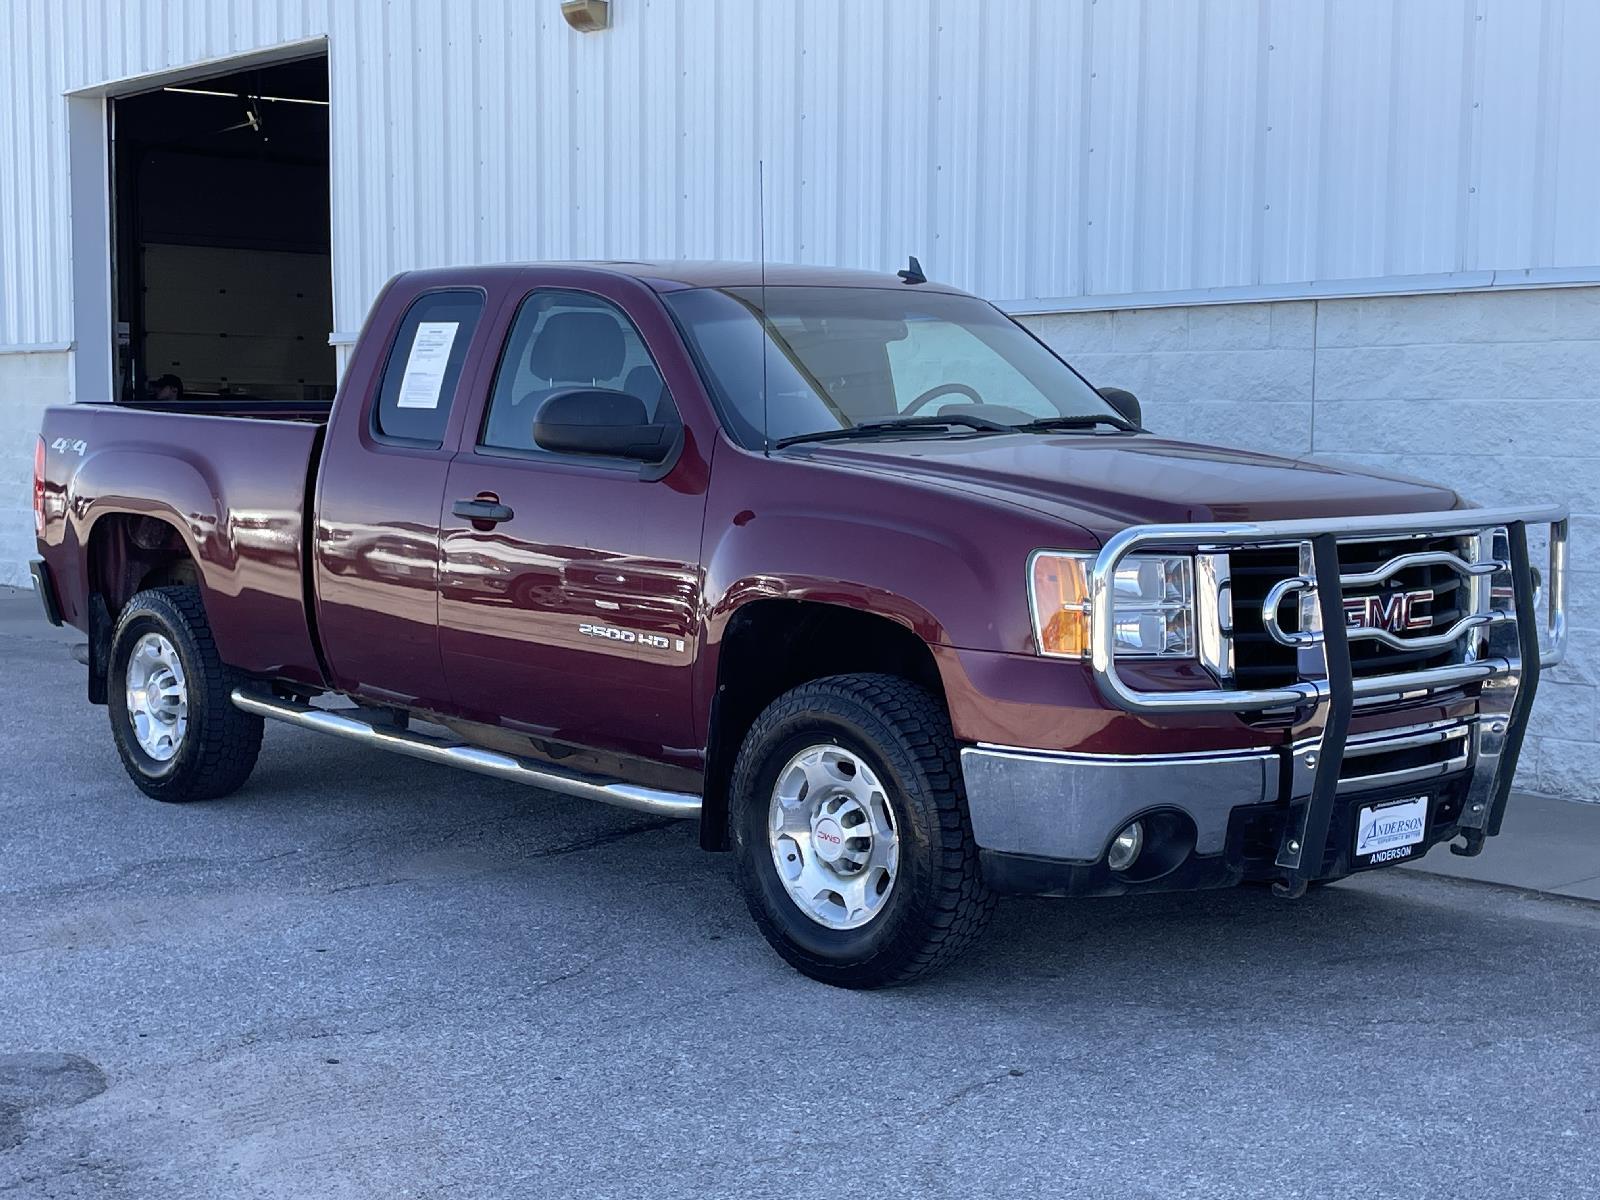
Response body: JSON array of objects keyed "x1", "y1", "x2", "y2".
[
  {"x1": 373, "y1": 289, "x2": 485, "y2": 446},
  {"x1": 480, "y1": 290, "x2": 679, "y2": 455}
]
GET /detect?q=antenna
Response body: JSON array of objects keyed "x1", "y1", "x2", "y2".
[{"x1": 758, "y1": 159, "x2": 770, "y2": 457}]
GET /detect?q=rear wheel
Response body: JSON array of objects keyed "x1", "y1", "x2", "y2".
[
  {"x1": 108, "y1": 586, "x2": 263, "y2": 802},
  {"x1": 731, "y1": 674, "x2": 994, "y2": 988}
]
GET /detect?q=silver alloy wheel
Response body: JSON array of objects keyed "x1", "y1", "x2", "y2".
[
  {"x1": 768, "y1": 744, "x2": 900, "y2": 930},
  {"x1": 125, "y1": 632, "x2": 189, "y2": 762}
]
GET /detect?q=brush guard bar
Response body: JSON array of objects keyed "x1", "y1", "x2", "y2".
[{"x1": 1087, "y1": 505, "x2": 1568, "y2": 896}]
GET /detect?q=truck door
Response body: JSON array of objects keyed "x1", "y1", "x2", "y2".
[
  {"x1": 436, "y1": 284, "x2": 708, "y2": 767},
  {"x1": 314, "y1": 287, "x2": 489, "y2": 711}
]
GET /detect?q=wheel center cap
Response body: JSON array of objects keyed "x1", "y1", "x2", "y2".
[
  {"x1": 812, "y1": 817, "x2": 846, "y2": 864},
  {"x1": 145, "y1": 682, "x2": 165, "y2": 710}
]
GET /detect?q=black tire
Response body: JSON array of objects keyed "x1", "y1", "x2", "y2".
[
  {"x1": 730, "y1": 674, "x2": 995, "y2": 988},
  {"x1": 108, "y1": 586, "x2": 263, "y2": 802}
]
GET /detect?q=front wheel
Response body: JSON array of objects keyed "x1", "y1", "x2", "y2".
[
  {"x1": 730, "y1": 674, "x2": 995, "y2": 988},
  {"x1": 108, "y1": 586, "x2": 263, "y2": 802}
]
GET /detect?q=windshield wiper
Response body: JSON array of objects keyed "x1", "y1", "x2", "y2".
[
  {"x1": 1014, "y1": 414, "x2": 1140, "y2": 434},
  {"x1": 774, "y1": 414, "x2": 1015, "y2": 449}
]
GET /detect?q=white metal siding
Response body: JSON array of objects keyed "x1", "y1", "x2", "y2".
[{"x1": 4, "y1": 0, "x2": 1600, "y2": 349}]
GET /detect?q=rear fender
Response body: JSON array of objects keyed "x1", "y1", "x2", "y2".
[
  {"x1": 73, "y1": 447, "x2": 221, "y2": 610},
  {"x1": 66, "y1": 448, "x2": 303, "y2": 686}
]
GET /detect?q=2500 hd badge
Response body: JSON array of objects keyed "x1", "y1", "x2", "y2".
[{"x1": 577, "y1": 622, "x2": 685, "y2": 653}]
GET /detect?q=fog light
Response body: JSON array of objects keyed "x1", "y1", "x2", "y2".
[{"x1": 1107, "y1": 820, "x2": 1144, "y2": 872}]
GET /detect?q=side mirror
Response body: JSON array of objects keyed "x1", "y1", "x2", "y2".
[
  {"x1": 532, "y1": 388, "x2": 675, "y2": 463},
  {"x1": 1098, "y1": 386, "x2": 1142, "y2": 428}
]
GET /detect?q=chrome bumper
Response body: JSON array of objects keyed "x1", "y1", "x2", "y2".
[
  {"x1": 962, "y1": 716, "x2": 1478, "y2": 865},
  {"x1": 1093, "y1": 505, "x2": 1566, "y2": 893},
  {"x1": 961, "y1": 745, "x2": 1273, "y2": 862}
]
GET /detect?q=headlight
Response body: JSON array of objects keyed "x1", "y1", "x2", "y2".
[{"x1": 1029, "y1": 551, "x2": 1195, "y2": 659}]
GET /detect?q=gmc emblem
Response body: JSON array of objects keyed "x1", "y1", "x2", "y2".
[{"x1": 1344, "y1": 588, "x2": 1434, "y2": 634}]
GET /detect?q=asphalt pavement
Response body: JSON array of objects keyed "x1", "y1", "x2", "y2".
[{"x1": 2, "y1": 591, "x2": 1598, "y2": 1199}]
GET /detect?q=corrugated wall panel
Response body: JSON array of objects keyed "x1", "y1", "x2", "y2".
[
  {"x1": 1259, "y1": 0, "x2": 1324, "y2": 286},
  {"x1": 1190, "y1": 0, "x2": 1261, "y2": 290},
  {"x1": 1474, "y1": 0, "x2": 1546, "y2": 270},
  {"x1": 1318, "y1": 0, "x2": 1388, "y2": 281},
  {"x1": 1084, "y1": 0, "x2": 1139, "y2": 296},
  {"x1": 1386, "y1": 0, "x2": 1469, "y2": 278},
  {"x1": 5, "y1": 0, "x2": 1600, "y2": 350},
  {"x1": 1029, "y1": 0, "x2": 1089, "y2": 301},
  {"x1": 1136, "y1": 3, "x2": 1203, "y2": 295},
  {"x1": 1548, "y1": 0, "x2": 1600, "y2": 267}
]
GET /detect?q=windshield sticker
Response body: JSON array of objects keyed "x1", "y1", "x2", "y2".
[{"x1": 396, "y1": 321, "x2": 460, "y2": 409}]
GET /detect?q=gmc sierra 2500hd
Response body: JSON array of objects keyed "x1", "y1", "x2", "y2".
[{"x1": 33, "y1": 261, "x2": 1568, "y2": 987}]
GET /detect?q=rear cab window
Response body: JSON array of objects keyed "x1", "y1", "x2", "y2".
[{"x1": 373, "y1": 289, "x2": 485, "y2": 445}]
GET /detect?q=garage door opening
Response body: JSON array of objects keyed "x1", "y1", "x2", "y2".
[{"x1": 109, "y1": 54, "x2": 332, "y2": 404}]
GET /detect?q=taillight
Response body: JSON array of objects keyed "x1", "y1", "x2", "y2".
[{"x1": 33, "y1": 436, "x2": 46, "y2": 536}]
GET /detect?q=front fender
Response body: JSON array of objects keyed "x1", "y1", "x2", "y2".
[
  {"x1": 692, "y1": 441, "x2": 1105, "y2": 747},
  {"x1": 702, "y1": 508, "x2": 977, "y2": 650},
  {"x1": 699, "y1": 444, "x2": 1099, "y2": 657}
]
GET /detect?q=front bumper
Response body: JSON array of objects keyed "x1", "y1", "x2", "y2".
[
  {"x1": 963, "y1": 744, "x2": 1273, "y2": 865},
  {"x1": 964, "y1": 717, "x2": 1475, "y2": 895},
  {"x1": 969, "y1": 504, "x2": 1568, "y2": 896}
]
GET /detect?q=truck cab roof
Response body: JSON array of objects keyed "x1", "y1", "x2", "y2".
[{"x1": 388, "y1": 259, "x2": 973, "y2": 296}]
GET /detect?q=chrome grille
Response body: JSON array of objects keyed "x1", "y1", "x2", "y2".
[
  {"x1": 1228, "y1": 534, "x2": 1473, "y2": 689},
  {"x1": 1336, "y1": 718, "x2": 1472, "y2": 793}
]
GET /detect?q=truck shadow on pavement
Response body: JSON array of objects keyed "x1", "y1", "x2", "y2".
[{"x1": 235, "y1": 733, "x2": 1599, "y2": 1021}]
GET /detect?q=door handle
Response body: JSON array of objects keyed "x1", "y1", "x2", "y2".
[{"x1": 453, "y1": 497, "x2": 514, "y2": 524}]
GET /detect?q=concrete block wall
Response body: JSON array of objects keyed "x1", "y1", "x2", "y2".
[
  {"x1": 1024, "y1": 286, "x2": 1600, "y2": 802},
  {"x1": 0, "y1": 350, "x2": 71, "y2": 587}
]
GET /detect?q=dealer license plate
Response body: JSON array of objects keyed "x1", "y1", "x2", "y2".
[{"x1": 1353, "y1": 794, "x2": 1429, "y2": 868}]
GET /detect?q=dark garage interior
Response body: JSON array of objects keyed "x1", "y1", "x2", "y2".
[{"x1": 109, "y1": 54, "x2": 333, "y2": 403}]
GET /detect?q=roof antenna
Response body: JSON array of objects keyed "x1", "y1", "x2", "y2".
[
  {"x1": 759, "y1": 159, "x2": 771, "y2": 457},
  {"x1": 897, "y1": 255, "x2": 926, "y2": 285}
]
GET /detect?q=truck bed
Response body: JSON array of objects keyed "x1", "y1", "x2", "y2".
[
  {"x1": 113, "y1": 397, "x2": 333, "y2": 421},
  {"x1": 36, "y1": 403, "x2": 327, "y2": 686}
]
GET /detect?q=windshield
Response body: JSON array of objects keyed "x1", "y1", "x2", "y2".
[{"x1": 663, "y1": 286, "x2": 1120, "y2": 448}]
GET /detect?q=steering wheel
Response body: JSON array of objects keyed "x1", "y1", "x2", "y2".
[{"x1": 901, "y1": 382, "x2": 985, "y2": 416}]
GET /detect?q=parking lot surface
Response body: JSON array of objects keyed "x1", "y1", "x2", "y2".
[{"x1": 2, "y1": 604, "x2": 1597, "y2": 1199}]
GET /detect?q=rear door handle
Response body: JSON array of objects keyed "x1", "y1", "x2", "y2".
[{"x1": 453, "y1": 497, "x2": 514, "y2": 524}]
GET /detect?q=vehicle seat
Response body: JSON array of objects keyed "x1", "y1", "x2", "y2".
[{"x1": 525, "y1": 310, "x2": 625, "y2": 391}]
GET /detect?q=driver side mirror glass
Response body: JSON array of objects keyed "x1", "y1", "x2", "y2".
[
  {"x1": 1098, "y1": 386, "x2": 1142, "y2": 428},
  {"x1": 532, "y1": 388, "x2": 676, "y2": 463}
]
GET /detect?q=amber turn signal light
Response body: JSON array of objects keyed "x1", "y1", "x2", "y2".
[{"x1": 1030, "y1": 552, "x2": 1091, "y2": 658}]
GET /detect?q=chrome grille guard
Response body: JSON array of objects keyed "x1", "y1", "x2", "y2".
[{"x1": 1086, "y1": 505, "x2": 1568, "y2": 894}]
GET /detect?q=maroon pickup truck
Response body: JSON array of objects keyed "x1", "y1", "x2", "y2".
[{"x1": 32, "y1": 261, "x2": 1569, "y2": 987}]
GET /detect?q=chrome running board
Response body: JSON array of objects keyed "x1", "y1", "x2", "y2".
[{"x1": 230, "y1": 688, "x2": 701, "y2": 819}]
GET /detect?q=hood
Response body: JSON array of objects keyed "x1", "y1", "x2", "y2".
[{"x1": 796, "y1": 433, "x2": 1462, "y2": 541}]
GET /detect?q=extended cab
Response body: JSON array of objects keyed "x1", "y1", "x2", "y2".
[{"x1": 33, "y1": 262, "x2": 1569, "y2": 986}]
